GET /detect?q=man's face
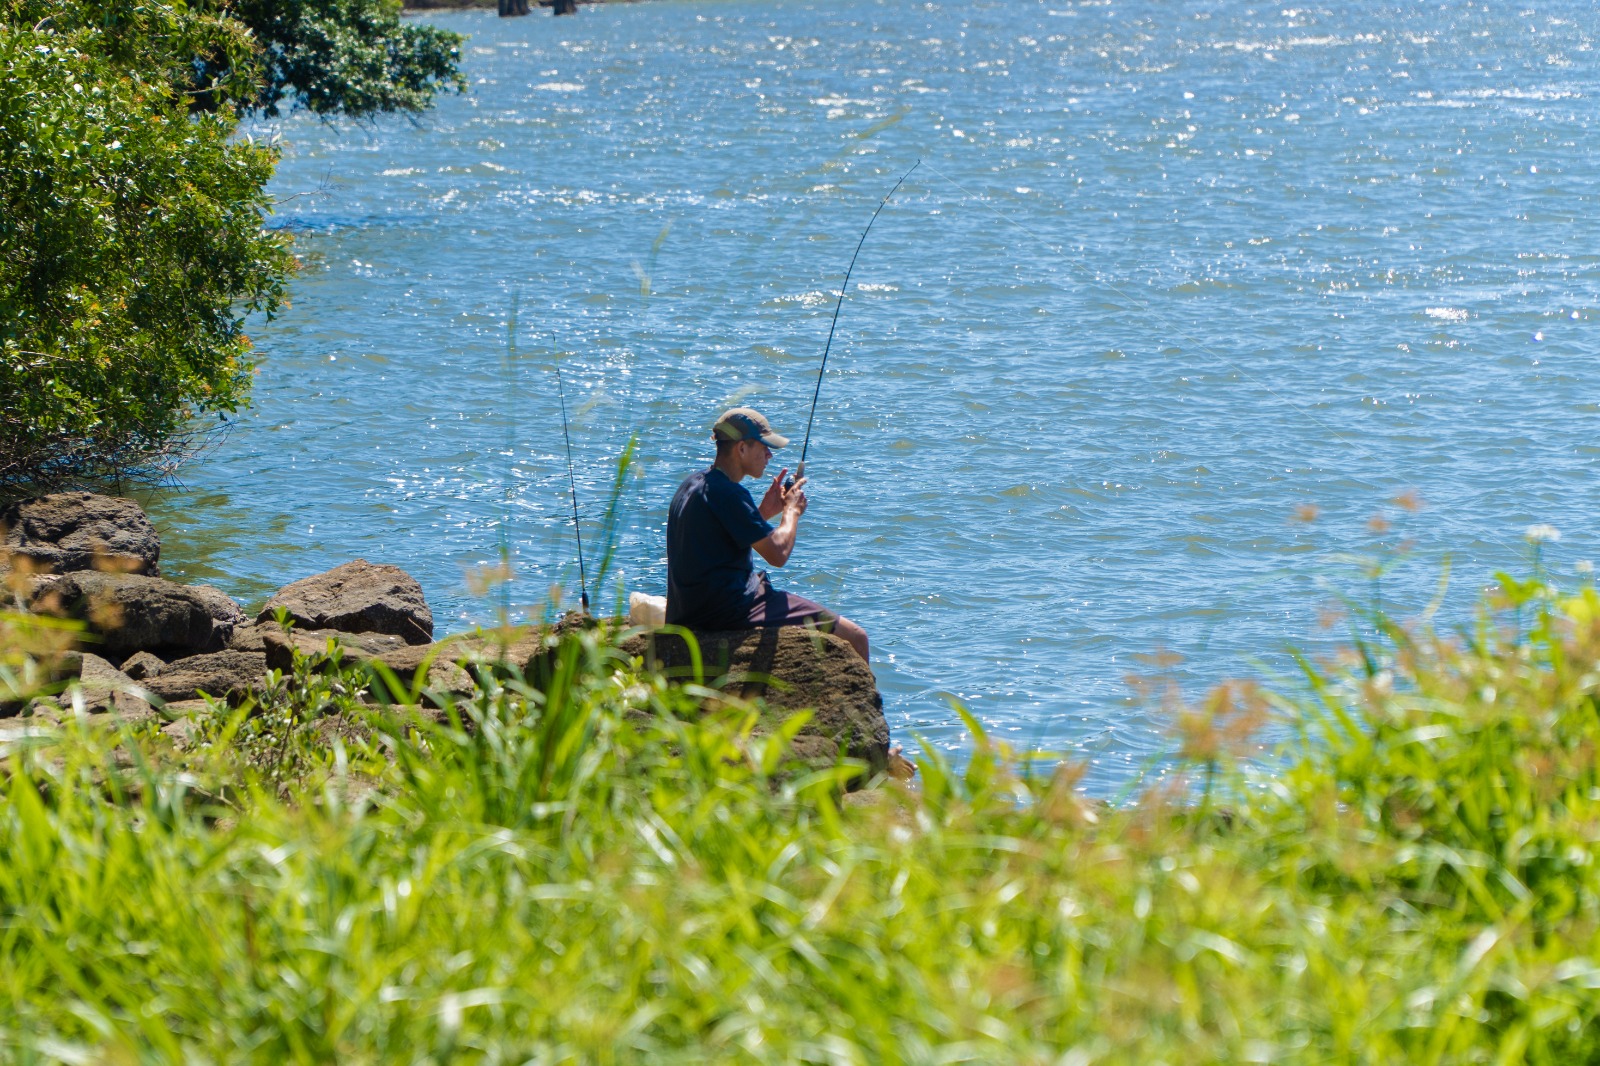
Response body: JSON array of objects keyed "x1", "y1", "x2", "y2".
[{"x1": 741, "y1": 439, "x2": 771, "y2": 479}]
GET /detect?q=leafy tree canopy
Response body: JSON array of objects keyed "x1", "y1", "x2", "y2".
[
  {"x1": 0, "y1": 1, "x2": 464, "y2": 492},
  {"x1": 222, "y1": 0, "x2": 467, "y2": 118}
]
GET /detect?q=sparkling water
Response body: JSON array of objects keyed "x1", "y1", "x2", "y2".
[{"x1": 146, "y1": 0, "x2": 1600, "y2": 790}]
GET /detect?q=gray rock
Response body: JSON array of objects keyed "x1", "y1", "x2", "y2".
[
  {"x1": 1, "y1": 493, "x2": 160, "y2": 577},
  {"x1": 119, "y1": 651, "x2": 167, "y2": 681},
  {"x1": 259, "y1": 560, "x2": 433, "y2": 645},
  {"x1": 29, "y1": 572, "x2": 225, "y2": 659},
  {"x1": 142, "y1": 650, "x2": 267, "y2": 704},
  {"x1": 260, "y1": 625, "x2": 412, "y2": 673},
  {"x1": 616, "y1": 627, "x2": 890, "y2": 777}
]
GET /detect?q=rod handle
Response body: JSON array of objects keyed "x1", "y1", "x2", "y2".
[{"x1": 785, "y1": 460, "x2": 806, "y2": 491}]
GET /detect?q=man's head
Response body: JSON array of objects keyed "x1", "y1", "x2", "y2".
[{"x1": 713, "y1": 407, "x2": 788, "y2": 479}]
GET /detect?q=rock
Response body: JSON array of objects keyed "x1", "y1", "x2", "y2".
[
  {"x1": 0, "y1": 492, "x2": 160, "y2": 576},
  {"x1": 119, "y1": 651, "x2": 167, "y2": 681},
  {"x1": 438, "y1": 625, "x2": 552, "y2": 680},
  {"x1": 54, "y1": 653, "x2": 153, "y2": 719},
  {"x1": 228, "y1": 622, "x2": 268, "y2": 653},
  {"x1": 159, "y1": 705, "x2": 213, "y2": 749},
  {"x1": 188, "y1": 585, "x2": 246, "y2": 645},
  {"x1": 367, "y1": 644, "x2": 476, "y2": 707},
  {"x1": 260, "y1": 625, "x2": 413, "y2": 673},
  {"x1": 29, "y1": 572, "x2": 226, "y2": 660},
  {"x1": 617, "y1": 628, "x2": 891, "y2": 776},
  {"x1": 141, "y1": 650, "x2": 267, "y2": 704},
  {"x1": 3, "y1": 571, "x2": 59, "y2": 612},
  {"x1": 259, "y1": 561, "x2": 433, "y2": 645}
]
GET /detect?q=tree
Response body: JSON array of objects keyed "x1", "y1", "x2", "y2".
[
  {"x1": 0, "y1": 11, "x2": 292, "y2": 492},
  {"x1": 206, "y1": 0, "x2": 466, "y2": 119},
  {"x1": 0, "y1": 0, "x2": 464, "y2": 493}
]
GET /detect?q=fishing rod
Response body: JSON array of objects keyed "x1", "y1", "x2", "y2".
[
  {"x1": 789, "y1": 160, "x2": 921, "y2": 487},
  {"x1": 552, "y1": 356, "x2": 590, "y2": 614}
]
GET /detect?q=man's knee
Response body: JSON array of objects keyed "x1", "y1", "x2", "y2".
[{"x1": 833, "y1": 615, "x2": 870, "y2": 661}]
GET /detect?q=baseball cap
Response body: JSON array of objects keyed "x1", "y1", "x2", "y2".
[{"x1": 713, "y1": 407, "x2": 790, "y2": 449}]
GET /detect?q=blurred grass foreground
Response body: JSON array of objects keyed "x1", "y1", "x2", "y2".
[{"x1": 4, "y1": 574, "x2": 1600, "y2": 1063}]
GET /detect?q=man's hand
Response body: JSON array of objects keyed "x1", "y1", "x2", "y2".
[
  {"x1": 757, "y1": 469, "x2": 789, "y2": 520},
  {"x1": 783, "y1": 476, "x2": 807, "y2": 519}
]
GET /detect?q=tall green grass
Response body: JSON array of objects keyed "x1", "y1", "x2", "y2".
[{"x1": 2, "y1": 575, "x2": 1600, "y2": 1062}]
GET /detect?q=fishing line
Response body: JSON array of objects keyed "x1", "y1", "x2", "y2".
[
  {"x1": 553, "y1": 354, "x2": 591, "y2": 614},
  {"x1": 793, "y1": 159, "x2": 921, "y2": 483}
]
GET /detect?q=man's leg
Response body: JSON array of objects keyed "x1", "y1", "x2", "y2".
[
  {"x1": 828, "y1": 614, "x2": 870, "y2": 663},
  {"x1": 752, "y1": 584, "x2": 871, "y2": 664}
]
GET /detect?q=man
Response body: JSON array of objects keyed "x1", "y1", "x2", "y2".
[{"x1": 665, "y1": 406, "x2": 870, "y2": 662}]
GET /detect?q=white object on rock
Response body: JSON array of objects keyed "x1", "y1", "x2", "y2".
[{"x1": 628, "y1": 592, "x2": 667, "y2": 627}]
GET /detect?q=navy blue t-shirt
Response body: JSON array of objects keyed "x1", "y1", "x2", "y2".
[{"x1": 666, "y1": 467, "x2": 774, "y2": 629}]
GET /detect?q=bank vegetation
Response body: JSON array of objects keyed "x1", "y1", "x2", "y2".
[{"x1": 1, "y1": 569, "x2": 1598, "y2": 1061}]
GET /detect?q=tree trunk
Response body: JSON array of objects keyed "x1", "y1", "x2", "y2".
[
  {"x1": 498, "y1": 0, "x2": 530, "y2": 17},
  {"x1": 552, "y1": 0, "x2": 577, "y2": 14}
]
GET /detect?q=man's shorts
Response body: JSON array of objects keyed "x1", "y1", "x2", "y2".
[{"x1": 748, "y1": 572, "x2": 838, "y2": 630}]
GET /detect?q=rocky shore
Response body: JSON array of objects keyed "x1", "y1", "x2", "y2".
[{"x1": 2, "y1": 492, "x2": 893, "y2": 776}]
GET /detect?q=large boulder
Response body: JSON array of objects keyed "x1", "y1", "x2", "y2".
[
  {"x1": 259, "y1": 561, "x2": 433, "y2": 645},
  {"x1": 142, "y1": 650, "x2": 267, "y2": 704},
  {"x1": 257, "y1": 626, "x2": 475, "y2": 706},
  {"x1": 29, "y1": 572, "x2": 227, "y2": 660},
  {"x1": 616, "y1": 628, "x2": 891, "y2": 775},
  {"x1": 0, "y1": 493, "x2": 160, "y2": 576}
]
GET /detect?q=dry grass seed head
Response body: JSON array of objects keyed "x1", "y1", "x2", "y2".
[
  {"x1": 1171, "y1": 680, "x2": 1269, "y2": 765},
  {"x1": 1391, "y1": 490, "x2": 1425, "y2": 513}
]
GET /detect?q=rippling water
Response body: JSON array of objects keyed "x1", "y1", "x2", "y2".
[{"x1": 143, "y1": 0, "x2": 1600, "y2": 790}]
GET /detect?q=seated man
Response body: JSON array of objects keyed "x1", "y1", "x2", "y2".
[{"x1": 665, "y1": 406, "x2": 869, "y2": 662}]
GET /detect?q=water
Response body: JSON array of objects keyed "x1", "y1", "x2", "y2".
[{"x1": 145, "y1": 0, "x2": 1600, "y2": 791}]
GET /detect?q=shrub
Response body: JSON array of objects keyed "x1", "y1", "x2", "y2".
[
  {"x1": 0, "y1": 12, "x2": 289, "y2": 491},
  {"x1": 0, "y1": 0, "x2": 463, "y2": 493}
]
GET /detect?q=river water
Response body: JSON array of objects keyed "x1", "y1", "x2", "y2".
[{"x1": 146, "y1": 0, "x2": 1600, "y2": 790}]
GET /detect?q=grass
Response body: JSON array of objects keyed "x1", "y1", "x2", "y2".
[{"x1": 2, "y1": 574, "x2": 1600, "y2": 1062}]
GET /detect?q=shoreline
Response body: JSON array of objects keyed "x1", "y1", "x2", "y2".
[
  {"x1": 402, "y1": 0, "x2": 645, "y2": 9},
  {"x1": 3, "y1": 490, "x2": 897, "y2": 779}
]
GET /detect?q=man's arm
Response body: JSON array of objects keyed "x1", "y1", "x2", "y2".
[{"x1": 752, "y1": 477, "x2": 806, "y2": 567}]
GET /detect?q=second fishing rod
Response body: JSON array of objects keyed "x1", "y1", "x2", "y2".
[{"x1": 787, "y1": 160, "x2": 920, "y2": 490}]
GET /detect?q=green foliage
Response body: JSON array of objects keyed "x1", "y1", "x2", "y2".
[
  {"x1": 6, "y1": 583, "x2": 1600, "y2": 1060},
  {"x1": 0, "y1": 9, "x2": 291, "y2": 490},
  {"x1": 206, "y1": 0, "x2": 466, "y2": 119},
  {"x1": 0, "y1": 0, "x2": 462, "y2": 491}
]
